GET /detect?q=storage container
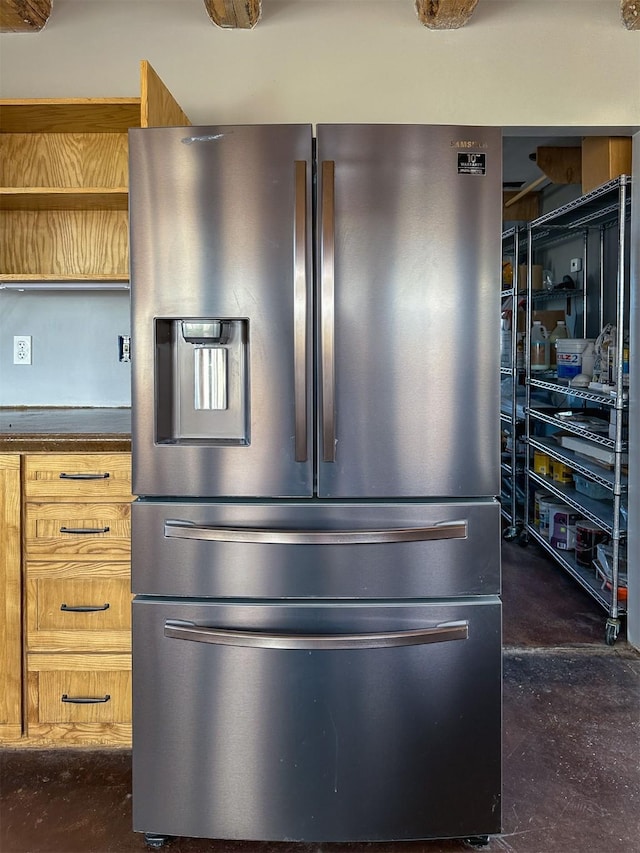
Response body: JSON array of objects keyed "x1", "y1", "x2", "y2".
[
  {"x1": 556, "y1": 339, "x2": 593, "y2": 380},
  {"x1": 575, "y1": 521, "x2": 608, "y2": 567},
  {"x1": 550, "y1": 506, "x2": 580, "y2": 551},
  {"x1": 573, "y1": 474, "x2": 611, "y2": 502},
  {"x1": 533, "y1": 451, "x2": 551, "y2": 477}
]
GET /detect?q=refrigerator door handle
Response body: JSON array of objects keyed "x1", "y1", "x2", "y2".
[
  {"x1": 320, "y1": 159, "x2": 336, "y2": 463},
  {"x1": 294, "y1": 160, "x2": 308, "y2": 462},
  {"x1": 163, "y1": 518, "x2": 467, "y2": 544},
  {"x1": 163, "y1": 620, "x2": 469, "y2": 650}
]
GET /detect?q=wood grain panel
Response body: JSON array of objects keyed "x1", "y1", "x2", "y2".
[
  {"x1": 203, "y1": 0, "x2": 261, "y2": 29},
  {"x1": 0, "y1": 0, "x2": 52, "y2": 32},
  {"x1": 26, "y1": 577, "x2": 131, "y2": 652},
  {"x1": 27, "y1": 560, "x2": 131, "y2": 579},
  {"x1": 0, "y1": 189, "x2": 128, "y2": 212},
  {"x1": 25, "y1": 454, "x2": 132, "y2": 501},
  {"x1": 416, "y1": 0, "x2": 479, "y2": 29},
  {"x1": 0, "y1": 132, "x2": 129, "y2": 188},
  {"x1": 0, "y1": 455, "x2": 22, "y2": 740},
  {"x1": 0, "y1": 209, "x2": 129, "y2": 277},
  {"x1": 0, "y1": 100, "x2": 141, "y2": 134},
  {"x1": 27, "y1": 652, "x2": 132, "y2": 744},
  {"x1": 140, "y1": 60, "x2": 191, "y2": 128},
  {"x1": 25, "y1": 503, "x2": 131, "y2": 560}
]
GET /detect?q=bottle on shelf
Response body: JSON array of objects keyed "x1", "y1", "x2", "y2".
[
  {"x1": 530, "y1": 320, "x2": 550, "y2": 373},
  {"x1": 549, "y1": 320, "x2": 569, "y2": 367},
  {"x1": 500, "y1": 313, "x2": 512, "y2": 367}
]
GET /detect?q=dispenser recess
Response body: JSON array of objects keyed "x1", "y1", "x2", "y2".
[{"x1": 155, "y1": 318, "x2": 249, "y2": 445}]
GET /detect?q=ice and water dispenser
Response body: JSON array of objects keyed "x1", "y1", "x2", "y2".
[{"x1": 155, "y1": 319, "x2": 249, "y2": 444}]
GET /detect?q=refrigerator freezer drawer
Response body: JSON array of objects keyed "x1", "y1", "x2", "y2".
[
  {"x1": 132, "y1": 500, "x2": 500, "y2": 598},
  {"x1": 132, "y1": 597, "x2": 501, "y2": 843}
]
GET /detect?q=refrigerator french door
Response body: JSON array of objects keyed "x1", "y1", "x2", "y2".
[
  {"x1": 129, "y1": 124, "x2": 499, "y2": 500},
  {"x1": 128, "y1": 124, "x2": 502, "y2": 845}
]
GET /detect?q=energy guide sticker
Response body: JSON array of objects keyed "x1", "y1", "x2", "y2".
[{"x1": 457, "y1": 152, "x2": 486, "y2": 175}]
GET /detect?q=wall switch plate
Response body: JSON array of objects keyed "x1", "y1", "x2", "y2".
[
  {"x1": 13, "y1": 335, "x2": 32, "y2": 365},
  {"x1": 570, "y1": 258, "x2": 582, "y2": 273},
  {"x1": 118, "y1": 335, "x2": 131, "y2": 363}
]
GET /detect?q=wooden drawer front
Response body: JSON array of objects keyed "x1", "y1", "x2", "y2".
[
  {"x1": 25, "y1": 502, "x2": 131, "y2": 560},
  {"x1": 34, "y1": 668, "x2": 131, "y2": 724},
  {"x1": 24, "y1": 454, "x2": 132, "y2": 502},
  {"x1": 27, "y1": 575, "x2": 131, "y2": 652},
  {"x1": 27, "y1": 653, "x2": 132, "y2": 744}
]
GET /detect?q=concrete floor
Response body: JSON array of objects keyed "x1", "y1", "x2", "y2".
[{"x1": 2, "y1": 540, "x2": 639, "y2": 853}]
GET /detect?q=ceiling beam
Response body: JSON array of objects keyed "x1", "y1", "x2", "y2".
[
  {"x1": 621, "y1": 1, "x2": 640, "y2": 29},
  {"x1": 203, "y1": 0, "x2": 262, "y2": 29},
  {"x1": 415, "y1": 0, "x2": 479, "y2": 30},
  {"x1": 0, "y1": 0, "x2": 51, "y2": 32}
]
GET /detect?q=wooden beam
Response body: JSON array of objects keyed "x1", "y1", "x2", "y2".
[
  {"x1": 621, "y1": 1, "x2": 640, "y2": 29},
  {"x1": 415, "y1": 0, "x2": 479, "y2": 30},
  {"x1": 504, "y1": 175, "x2": 548, "y2": 209},
  {"x1": 0, "y1": 0, "x2": 51, "y2": 32},
  {"x1": 534, "y1": 147, "x2": 582, "y2": 184},
  {"x1": 203, "y1": 0, "x2": 261, "y2": 29}
]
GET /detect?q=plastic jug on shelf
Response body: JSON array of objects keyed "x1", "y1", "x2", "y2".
[
  {"x1": 549, "y1": 320, "x2": 569, "y2": 367},
  {"x1": 530, "y1": 320, "x2": 550, "y2": 373}
]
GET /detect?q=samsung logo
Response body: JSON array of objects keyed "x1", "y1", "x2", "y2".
[{"x1": 451, "y1": 140, "x2": 489, "y2": 149}]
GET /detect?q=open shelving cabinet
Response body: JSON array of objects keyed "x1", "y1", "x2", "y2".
[{"x1": 0, "y1": 60, "x2": 190, "y2": 286}]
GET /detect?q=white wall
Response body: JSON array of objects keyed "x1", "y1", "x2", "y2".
[
  {"x1": 0, "y1": 291, "x2": 131, "y2": 406},
  {"x1": 0, "y1": 0, "x2": 638, "y2": 128}
]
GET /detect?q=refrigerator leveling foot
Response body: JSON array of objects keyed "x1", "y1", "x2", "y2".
[
  {"x1": 143, "y1": 833, "x2": 173, "y2": 849},
  {"x1": 464, "y1": 836, "x2": 490, "y2": 849}
]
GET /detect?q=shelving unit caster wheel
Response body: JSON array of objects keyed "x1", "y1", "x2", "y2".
[
  {"x1": 465, "y1": 836, "x2": 490, "y2": 849},
  {"x1": 144, "y1": 833, "x2": 173, "y2": 849},
  {"x1": 502, "y1": 526, "x2": 518, "y2": 542},
  {"x1": 518, "y1": 530, "x2": 529, "y2": 547},
  {"x1": 605, "y1": 618, "x2": 621, "y2": 646}
]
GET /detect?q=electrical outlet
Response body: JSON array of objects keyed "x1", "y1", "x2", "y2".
[
  {"x1": 570, "y1": 258, "x2": 582, "y2": 273},
  {"x1": 13, "y1": 335, "x2": 32, "y2": 365}
]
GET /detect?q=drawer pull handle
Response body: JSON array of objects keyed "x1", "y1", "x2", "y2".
[
  {"x1": 164, "y1": 620, "x2": 469, "y2": 650},
  {"x1": 61, "y1": 694, "x2": 111, "y2": 704},
  {"x1": 59, "y1": 526, "x2": 110, "y2": 535},
  {"x1": 60, "y1": 603, "x2": 110, "y2": 612},
  {"x1": 59, "y1": 472, "x2": 110, "y2": 480},
  {"x1": 164, "y1": 519, "x2": 468, "y2": 545}
]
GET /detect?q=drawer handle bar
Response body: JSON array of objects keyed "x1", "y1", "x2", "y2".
[
  {"x1": 163, "y1": 519, "x2": 467, "y2": 545},
  {"x1": 59, "y1": 526, "x2": 111, "y2": 535},
  {"x1": 164, "y1": 621, "x2": 469, "y2": 650},
  {"x1": 59, "y1": 472, "x2": 110, "y2": 480},
  {"x1": 60, "y1": 603, "x2": 110, "y2": 612},
  {"x1": 61, "y1": 694, "x2": 111, "y2": 704}
]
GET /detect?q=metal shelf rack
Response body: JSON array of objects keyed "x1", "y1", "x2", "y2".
[{"x1": 521, "y1": 175, "x2": 631, "y2": 645}]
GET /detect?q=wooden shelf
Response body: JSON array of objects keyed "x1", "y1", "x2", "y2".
[
  {"x1": 0, "y1": 188, "x2": 129, "y2": 211},
  {"x1": 0, "y1": 61, "x2": 190, "y2": 285},
  {"x1": 0, "y1": 99, "x2": 142, "y2": 134}
]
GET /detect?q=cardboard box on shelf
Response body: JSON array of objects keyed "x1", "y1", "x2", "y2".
[
  {"x1": 582, "y1": 137, "x2": 632, "y2": 195},
  {"x1": 517, "y1": 309, "x2": 565, "y2": 335}
]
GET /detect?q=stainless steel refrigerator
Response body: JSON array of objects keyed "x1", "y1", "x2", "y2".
[{"x1": 128, "y1": 124, "x2": 502, "y2": 847}]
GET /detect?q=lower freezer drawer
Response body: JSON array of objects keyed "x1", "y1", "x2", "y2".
[{"x1": 132, "y1": 597, "x2": 501, "y2": 843}]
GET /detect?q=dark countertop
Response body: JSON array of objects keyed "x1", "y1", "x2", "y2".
[{"x1": 0, "y1": 408, "x2": 131, "y2": 453}]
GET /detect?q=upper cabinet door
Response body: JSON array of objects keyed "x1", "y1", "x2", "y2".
[
  {"x1": 129, "y1": 125, "x2": 314, "y2": 498},
  {"x1": 316, "y1": 125, "x2": 502, "y2": 498}
]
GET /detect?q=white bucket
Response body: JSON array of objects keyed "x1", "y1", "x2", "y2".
[{"x1": 556, "y1": 339, "x2": 593, "y2": 379}]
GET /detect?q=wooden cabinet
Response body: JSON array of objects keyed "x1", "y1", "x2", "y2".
[
  {"x1": 0, "y1": 455, "x2": 21, "y2": 740},
  {"x1": 23, "y1": 452, "x2": 133, "y2": 745},
  {"x1": 0, "y1": 60, "x2": 190, "y2": 283}
]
